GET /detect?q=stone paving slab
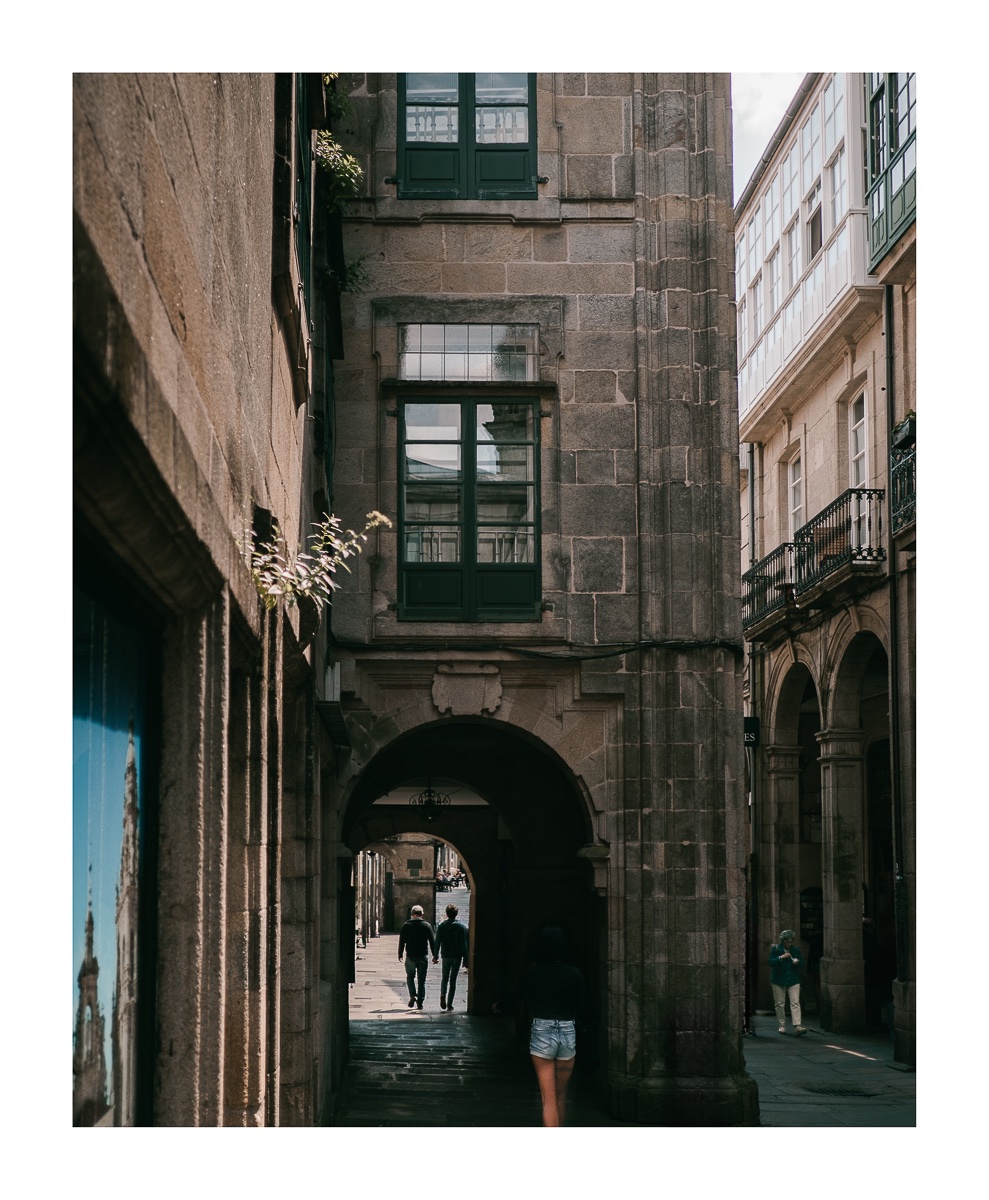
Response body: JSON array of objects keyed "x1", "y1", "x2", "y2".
[{"x1": 741, "y1": 1013, "x2": 916, "y2": 1127}]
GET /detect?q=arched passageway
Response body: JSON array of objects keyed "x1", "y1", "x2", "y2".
[
  {"x1": 339, "y1": 718, "x2": 599, "y2": 1023},
  {"x1": 757, "y1": 631, "x2": 894, "y2": 1035}
]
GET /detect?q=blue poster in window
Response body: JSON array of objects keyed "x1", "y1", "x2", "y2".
[{"x1": 72, "y1": 589, "x2": 149, "y2": 1126}]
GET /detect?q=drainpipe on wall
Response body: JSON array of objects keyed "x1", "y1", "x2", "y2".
[{"x1": 884, "y1": 285, "x2": 909, "y2": 989}]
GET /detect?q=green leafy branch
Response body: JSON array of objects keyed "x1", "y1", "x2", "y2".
[
  {"x1": 314, "y1": 130, "x2": 364, "y2": 210},
  {"x1": 246, "y1": 511, "x2": 391, "y2": 612}
]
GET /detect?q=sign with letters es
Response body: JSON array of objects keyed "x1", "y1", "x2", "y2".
[{"x1": 744, "y1": 717, "x2": 760, "y2": 747}]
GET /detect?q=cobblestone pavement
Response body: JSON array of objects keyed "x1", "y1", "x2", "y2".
[{"x1": 335, "y1": 891, "x2": 915, "y2": 1128}]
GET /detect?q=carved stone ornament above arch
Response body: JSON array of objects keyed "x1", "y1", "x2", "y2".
[{"x1": 432, "y1": 663, "x2": 503, "y2": 716}]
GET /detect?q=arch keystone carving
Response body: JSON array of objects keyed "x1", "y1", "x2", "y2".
[{"x1": 432, "y1": 663, "x2": 503, "y2": 716}]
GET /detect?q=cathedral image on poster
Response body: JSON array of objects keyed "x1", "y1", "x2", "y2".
[{"x1": 72, "y1": 592, "x2": 145, "y2": 1126}]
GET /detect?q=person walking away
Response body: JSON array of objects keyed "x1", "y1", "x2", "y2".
[
  {"x1": 494, "y1": 925, "x2": 587, "y2": 1127},
  {"x1": 398, "y1": 904, "x2": 437, "y2": 1010},
  {"x1": 433, "y1": 903, "x2": 469, "y2": 1010},
  {"x1": 769, "y1": 929, "x2": 808, "y2": 1035}
]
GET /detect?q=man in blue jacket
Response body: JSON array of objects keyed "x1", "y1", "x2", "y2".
[
  {"x1": 398, "y1": 905, "x2": 437, "y2": 1010},
  {"x1": 433, "y1": 903, "x2": 469, "y2": 1010},
  {"x1": 769, "y1": 929, "x2": 808, "y2": 1036}
]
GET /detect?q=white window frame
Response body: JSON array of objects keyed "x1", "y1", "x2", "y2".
[
  {"x1": 788, "y1": 455, "x2": 803, "y2": 540},
  {"x1": 747, "y1": 209, "x2": 762, "y2": 279},
  {"x1": 782, "y1": 143, "x2": 800, "y2": 222},
  {"x1": 801, "y1": 103, "x2": 822, "y2": 191},
  {"x1": 823, "y1": 74, "x2": 845, "y2": 159},
  {"x1": 768, "y1": 249, "x2": 782, "y2": 317},
  {"x1": 849, "y1": 394, "x2": 868, "y2": 547},
  {"x1": 750, "y1": 276, "x2": 763, "y2": 341},
  {"x1": 829, "y1": 147, "x2": 848, "y2": 228},
  {"x1": 765, "y1": 175, "x2": 781, "y2": 250},
  {"x1": 785, "y1": 219, "x2": 802, "y2": 291}
]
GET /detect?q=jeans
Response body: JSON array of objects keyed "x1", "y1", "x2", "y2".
[
  {"x1": 440, "y1": 956, "x2": 463, "y2": 1004},
  {"x1": 772, "y1": 982, "x2": 802, "y2": 1028},
  {"x1": 529, "y1": 1018, "x2": 577, "y2": 1060},
  {"x1": 405, "y1": 956, "x2": 428, "y2": 1003}
]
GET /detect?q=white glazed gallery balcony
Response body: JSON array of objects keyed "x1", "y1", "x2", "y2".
[{"x1": 737, "y1": 210, "x2": 882, "y2": 441}]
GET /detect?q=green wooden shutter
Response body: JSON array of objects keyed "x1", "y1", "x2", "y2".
[
  {"x1": 399, "y1": 74, "x2": 466, "y2": 200},
  {"x1": 471, "y1": 75, "x2": 537, "y2": 200}
]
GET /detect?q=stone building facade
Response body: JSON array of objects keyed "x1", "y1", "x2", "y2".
[
  {"x1": 73, "y1": 71, "x2": 759, "y2": 1125},
  {"x1": 73, "y1": 73, "x2": 342, "y2": 1125},
  {"x1": 735, "y1": 74, "x2": 916, "y2": 1065},
  {"x1": 327, "y1": 73, "x2": 756, "y2": 1123}
]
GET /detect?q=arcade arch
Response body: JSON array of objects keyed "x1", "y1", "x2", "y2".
[{"x1": 755, "y1": 629, "x2": 892, "y2": 1033}]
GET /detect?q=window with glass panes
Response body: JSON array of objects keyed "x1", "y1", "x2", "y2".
[
  {"x1": 788, "y1": 456, "x2": 803, "y2": 539},
  {"x1": 823, "y1": 74, "x2": 844, "y2": 159},
  {"x1": 829, "y1": 148, "x2": 848, "y2": 226},
  {"x1": 398, "y1": 73, "x2": 537, "y2": 200},
  {"x1": 750, "y1": 277, "x2": 763, "y2": 340},
  {"x1": 806, "y1": 181, "x2": 823, "y2": 261},
  {"x1": 866, "y1": 73, "x2": 916, "y2": 266},
  {"x1": 849, "y1": 394, "x2": 867, "y2": 545},
  {"x1": 782, "y1": 143, "x2": 800, "y2": 223},
  {"x1": 397, "y1": 323, "x2": 541, "y2": 620},
  {"x1": 786, "y1": 220, "x2": 802, "y2": 289},
  {"x1": 747, "y1": 210, "x2": 762, "y2": 278},
  {"x1": 765, "y1": 176, "x2": 781, "y2": 250},
  {"x1": 801, "y1": 104, "x2": 821, "y2": 191},
  {"x1": 768, "y1": 250, "x2": 782, "y2": 316}
]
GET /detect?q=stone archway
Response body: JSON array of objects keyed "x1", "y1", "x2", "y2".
[
  {"x1": 817, "y1": 629, "x2": 890, "y2": 1032},
  {"x1": 759, "y1": 661, "x2": 823, "y2": 1007},
  {"x1": 339, "y1": 718, "x2": 599, "y2": 1022}
]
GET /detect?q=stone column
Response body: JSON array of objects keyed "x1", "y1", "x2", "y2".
[
  {"x1": 156, "y1": 589, "x2": 231, "y2": 1125},
  {"x1": 817, "y1": 728, "x2": 866, "y2": 1031},
  {"x1": 603, "y1": 73, "x2": 757, "y2": 1125},
  {"x1": 762, "y1": 745, "x2": 801, "y2": 991}
]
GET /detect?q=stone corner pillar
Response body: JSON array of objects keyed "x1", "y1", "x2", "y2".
[{"x1": 817, "y1": 728, "x2": 866, "y2": 1032}]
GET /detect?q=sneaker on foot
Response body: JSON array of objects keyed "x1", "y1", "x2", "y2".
[
  {"x1": 408, "y1": 998, "x2": 415, "y2": 1008},
  {"x1": 416, "y1": 1002, "x2": 423, "y2": 1009},
  {"x1": 778, "y1": 1028, "x2": 786, "y2": 1034},
  {"x1": 795, "y1": 1027, "x2": 809, "y2": 1036},
  {"x1": 440, "y1": 997, "x2": 446, "y2": 1009}
]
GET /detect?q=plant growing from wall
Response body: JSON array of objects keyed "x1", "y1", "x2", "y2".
[
  {"x1": 314, "y1": 73, "x2": 370, "y2": 293},
  {"x1": 246, "y1": 510, "x2": 391, "y2": 612}
]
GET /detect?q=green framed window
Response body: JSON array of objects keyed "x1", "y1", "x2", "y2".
[
  {"x1": 399, "y1": 395, "x2": 540, "y2": 621},
  {"x1": 398, "y1": 73, "x2": 538, "y2": 200},
  {"x1": 866, "y1": 73, "x2": 916, "y2": 267}
]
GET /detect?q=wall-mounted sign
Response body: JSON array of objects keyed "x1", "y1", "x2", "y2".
[{"x1": 744, "y1": 716, "x2": 760, "y2": 747}]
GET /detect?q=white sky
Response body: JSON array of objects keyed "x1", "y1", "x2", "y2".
[{"x1": 731, "y1": 72, "x2": 806, "y2": 202}]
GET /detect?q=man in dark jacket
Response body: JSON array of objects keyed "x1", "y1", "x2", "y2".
[
  {"x1": 398, "y1": 905, "x2": 437, "y2": 1010},
  {"x1": 769, "y1": 929, "x2": 808, "y2": 1035},
  {"x1": 433, "y1": 903, "x2": 469, "y2": 1010}
]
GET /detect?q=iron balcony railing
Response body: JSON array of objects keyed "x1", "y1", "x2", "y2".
[
  {"x1": 794, "y1": 488, "x2": 885, "y2": 592},
  {"x1": 891, "y1": 448, "x2": 916, "y2": 533},
  {"x1": 742, "y1": 488, "x2": 886, "y2": 629},
  {"x1": 742, "y1": 541, "x2": 798, "y2": 628}
]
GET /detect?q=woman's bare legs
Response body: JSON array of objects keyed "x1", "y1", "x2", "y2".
[
  {"x1": 531, "y1": 1054, "x2": 576, "y2": 1126},
  {"x1": 554, "y1": 1056, "x2": 575, "y2": 1125}
]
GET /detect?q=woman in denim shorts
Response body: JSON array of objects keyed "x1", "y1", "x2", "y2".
[{"x1": 504, "y1": 925, "x2": 587, "y2": 1127}]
